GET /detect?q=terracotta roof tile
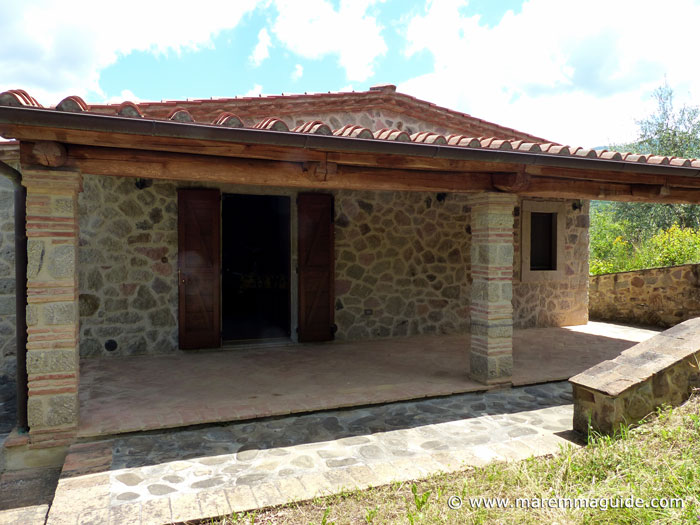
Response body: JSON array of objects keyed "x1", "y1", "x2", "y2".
[
  {"x1": 333, "y1": 124, "x2": 373, "y2": 139},
  {"x1": 373, "y1": 128, "x2": 411, "y2": 142},
  {"x1": 598, "y1": 150, "x2": 623, "y2": 160},
  {"x1": 117, "y1": 102, "x2": 144, "y2": 118},
  {"x1": 0, "y1": 89, "x2": 42, "y2": 108},
  {"x1": 646, "y1": 155, "x2": 670, "y2": 165},
  {"x1": 168, "y1": 108, "x2": 194, "y2": 123},
  {"x1": 81, "y1": 87, "x2": 547, "y2": 142},
  {"x1": 571, "y1": 147, "x2": 598, "y2": 158},
  {"x1": 446, "y1": 135, "x2": 481, "y2": 147},
  {"x1": 2, "y1": 88, "x2": 700, "y2": 173},
  {"x1": 212, "y1": 112, "x2": 243, "y2": 127},
  {"x1": 410, "y1": 131, "x2": 446, "y2": 145},
  {"x1": 56, "y1": 95, "x2": 88, "y2": 113},
  {"x1": 540, "y1": 144, "x2": 571, "y2": 155},
  {"x1": 480, "y1": 138, "x2": 512, "y2": 150},
  {"x1": 622, "y1": 153, "x2": 647, "y2": 163},
  {"x1": 291, "y1": 120, "x2": 332, "y2": 135},
  {"x1": 253, "y1": 117, "x2": 289, "y2": 132},
  {"x1": 510, "y1": 140, "x2": 541, "y2": 152},
  {"x1": 670, "y1": 157, "x2": 691, "y2": 167}
]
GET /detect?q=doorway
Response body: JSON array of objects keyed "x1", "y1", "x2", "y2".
[{"x1": 221, "y1": 194, "x2": 291, "y2": 341}]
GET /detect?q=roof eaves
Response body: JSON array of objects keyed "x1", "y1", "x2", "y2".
[{"x1": 1, "y1": 106, "x2": 699, "y2": 180}]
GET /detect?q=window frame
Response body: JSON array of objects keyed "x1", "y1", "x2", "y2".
[{"x1": 520, "y1": 200, "x2": 566, "y2": 282}]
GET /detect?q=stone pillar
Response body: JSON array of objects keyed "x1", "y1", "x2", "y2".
[
  {"x1": 22, "y1": 169, "x2": 82, "y2": 448},
  {"x1": 468, "y1": 193, "x2": 517, "y2": 385}
]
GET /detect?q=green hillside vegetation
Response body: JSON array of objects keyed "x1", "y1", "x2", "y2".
[{"x1": 589, "y1": 85, "x2": 700, "y2": 275}]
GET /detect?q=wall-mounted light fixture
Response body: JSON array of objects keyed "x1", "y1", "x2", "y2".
[
  {"x1": 572, "y1": 200, "x2": 583, "y2": 211},
  {"x1": 134, "y1": 178, "x2": 153, "y2": 190}
]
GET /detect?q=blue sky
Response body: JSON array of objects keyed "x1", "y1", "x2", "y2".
[{"x1": 2, "y1": 0, "x2": 700, "y2": 147}]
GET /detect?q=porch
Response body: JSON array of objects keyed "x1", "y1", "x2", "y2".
[{"x1": 77, "y1": 322, "x2": 657, "y2": 438}]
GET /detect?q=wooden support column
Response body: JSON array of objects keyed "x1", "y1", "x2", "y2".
[
  {"x1": 468, "y1": 192, "x2": 517, "y2": 385},
  {"x1": 21, "y1": 169, "x2": 82, "y2": 448}
]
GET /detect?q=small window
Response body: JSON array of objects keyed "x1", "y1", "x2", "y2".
[
  {"x1": 530, "y1": 212, "x2": 557, "y2": 270},
  {"x1": 521, "y1": 200, "x2": 566, "y2": 283}
]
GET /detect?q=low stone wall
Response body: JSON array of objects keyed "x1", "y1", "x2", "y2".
[
  {"x1": 570, "y1": 317, "x2": 700, "y2": 435},
  {"x1": 589, "y1": 264, "x2": 700, "y2": 328}
]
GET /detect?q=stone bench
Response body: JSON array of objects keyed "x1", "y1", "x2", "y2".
[{"x1": 570, "y1": 317, "x2": 700, "y2": 435}]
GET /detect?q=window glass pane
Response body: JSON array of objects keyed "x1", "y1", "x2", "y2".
[{"x1": 530, "y1": 212, "x2": 556, "y2": 270}]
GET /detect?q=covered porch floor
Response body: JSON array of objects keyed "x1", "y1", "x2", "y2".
[{"x1": 77, "y1": 322, "x2": 657, "y2": 438}]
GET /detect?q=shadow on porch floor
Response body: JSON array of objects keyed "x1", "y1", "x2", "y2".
[{"x1": 77, "y1": 322, "x2": 657, "y2": 438}]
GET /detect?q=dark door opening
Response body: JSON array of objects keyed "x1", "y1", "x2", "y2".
[{"x1": 222, "y1": 194, "x2": 291, "y2": 341}]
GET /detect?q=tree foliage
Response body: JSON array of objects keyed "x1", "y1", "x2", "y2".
[{"x1": 590, "y1": 84, "x2": 700, "y2": 274}]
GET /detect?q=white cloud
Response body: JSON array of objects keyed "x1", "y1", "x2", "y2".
[
  {"x1": 271, "y1": 0, "x2": 387, "y2": 82},
  {"x1": 244, "y1": 84, "x2": 264, "y2": 97},
  {"x1": 106, "y1": 89, "x2": 142, "y2": 104},
  {"x1": 399, "y1": 0, "x2": 700, "y2": 148},
  {"x1": 0, "y1": 0, "x2": 261, "y2": 106},
  {"x1": 291, "y1": 64, "x2": 303, "y2": 81},
  {"x1": 250, "y1": 28, "x2": 272, "y2": 67}
]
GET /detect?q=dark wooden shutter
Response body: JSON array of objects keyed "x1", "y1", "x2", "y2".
[
  {"x1": 297, "y1": 193, "x2": 334, "y2": 342},
  {"x1": 178, "y1": 188, "x2": 221, "y2": 349}
]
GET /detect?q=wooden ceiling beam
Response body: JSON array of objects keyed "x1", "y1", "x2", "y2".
[
  {"x1": 13, "y1": 142, "x2": 700, "y2": 203},
  {"x1": 518, "y1": 177, "x2": 700, "y2": 204},
  {"x1": 53, "y1": 145, "x2": 496, "y2": 193},
  {"x1": 525, "y1": 164, "x2": 700, "y2": 189}
]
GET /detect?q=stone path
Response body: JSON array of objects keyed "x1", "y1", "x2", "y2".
[{"x1": 45, "y1": 381, "x2": 580, "y2": 525}]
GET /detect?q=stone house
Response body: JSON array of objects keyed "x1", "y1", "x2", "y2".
[{"x1": 1, "y1": 84, "x2": 699, "y2": 451}]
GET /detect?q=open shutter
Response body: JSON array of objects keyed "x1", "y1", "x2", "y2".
[
  {"x1": 297, "y1": 193, "x2": 334, "y2": 342},
  {"x1": 178, "y1": 188, "x2": 221, "y2": 349}
]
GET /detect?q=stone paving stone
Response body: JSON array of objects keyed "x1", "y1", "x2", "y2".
[
  {"x1": 433, "y1": 451, "x2": 471, "y2": 471},
  {"x1": 298, "y1": 472, "x2": 336, "y2": 497},
  {"x1": 273, "y1": 477, "x2": 309, "y2": 505},
  {"x1": 139, "y1": 497, "x2": 171, "y2": 525},
  {"x1": 169, "y1": 492, "x2": 201, "y2": 524},
  {"x1": 0, "y1": 504, "x2": 49, "y2": 525},
  {"x1": 345, "y1": 465, "x2": 379, "y2": 489},
  {"x1": 470, "y1": 445, "x2": 506, "y2": 463},
  {"x1": 388, "y1": 458, "x2": 432, "y2": 480},
  {"x1": 196, "y1": 489, "x2": 231, "y2": 521},
  {"x1": 323, "y1": 469, "x2": 357, "y2": 491},
  {"x1": 225, "y1": 485, "x2": 257, "y2": 513},
  {"x1": 107, "y1": 502, "x2": 140, "y2": 525},
  {"x1": 251, "y1": 482, "x2": 284, "y2": 509},
  {"x1": 76, "y1": 507, "x2": 109, "y2": 525}
]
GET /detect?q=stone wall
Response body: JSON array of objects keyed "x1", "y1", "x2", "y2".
[
  {"x1": 77, "y1": 175, "x2": 179, "y2": 358},
  {"x1": 333, "y1": 191, "x2": 471, "y2": 339},
  {"x1": 589, "y1": 264, "x2": 700, "y2": 328},
  {"x1": 0, "y1": 170, "x2": 591, "y2": 359},
  {"x1": 513, "y1": 199, "x2": 590, "y2": 328},
  {"x1": 242, "y1": 108, "x2": 471, "y2": 138},
  {"x1": 570, "y1": 317, "x2": 700, "y2": 435},
  {"x1": 0, "y1": 177, "x2": 15, "y2": 375}
]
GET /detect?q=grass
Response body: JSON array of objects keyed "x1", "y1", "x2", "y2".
[{"x1": 205, "y1": 396, "x2": 700, "y2": 524}]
